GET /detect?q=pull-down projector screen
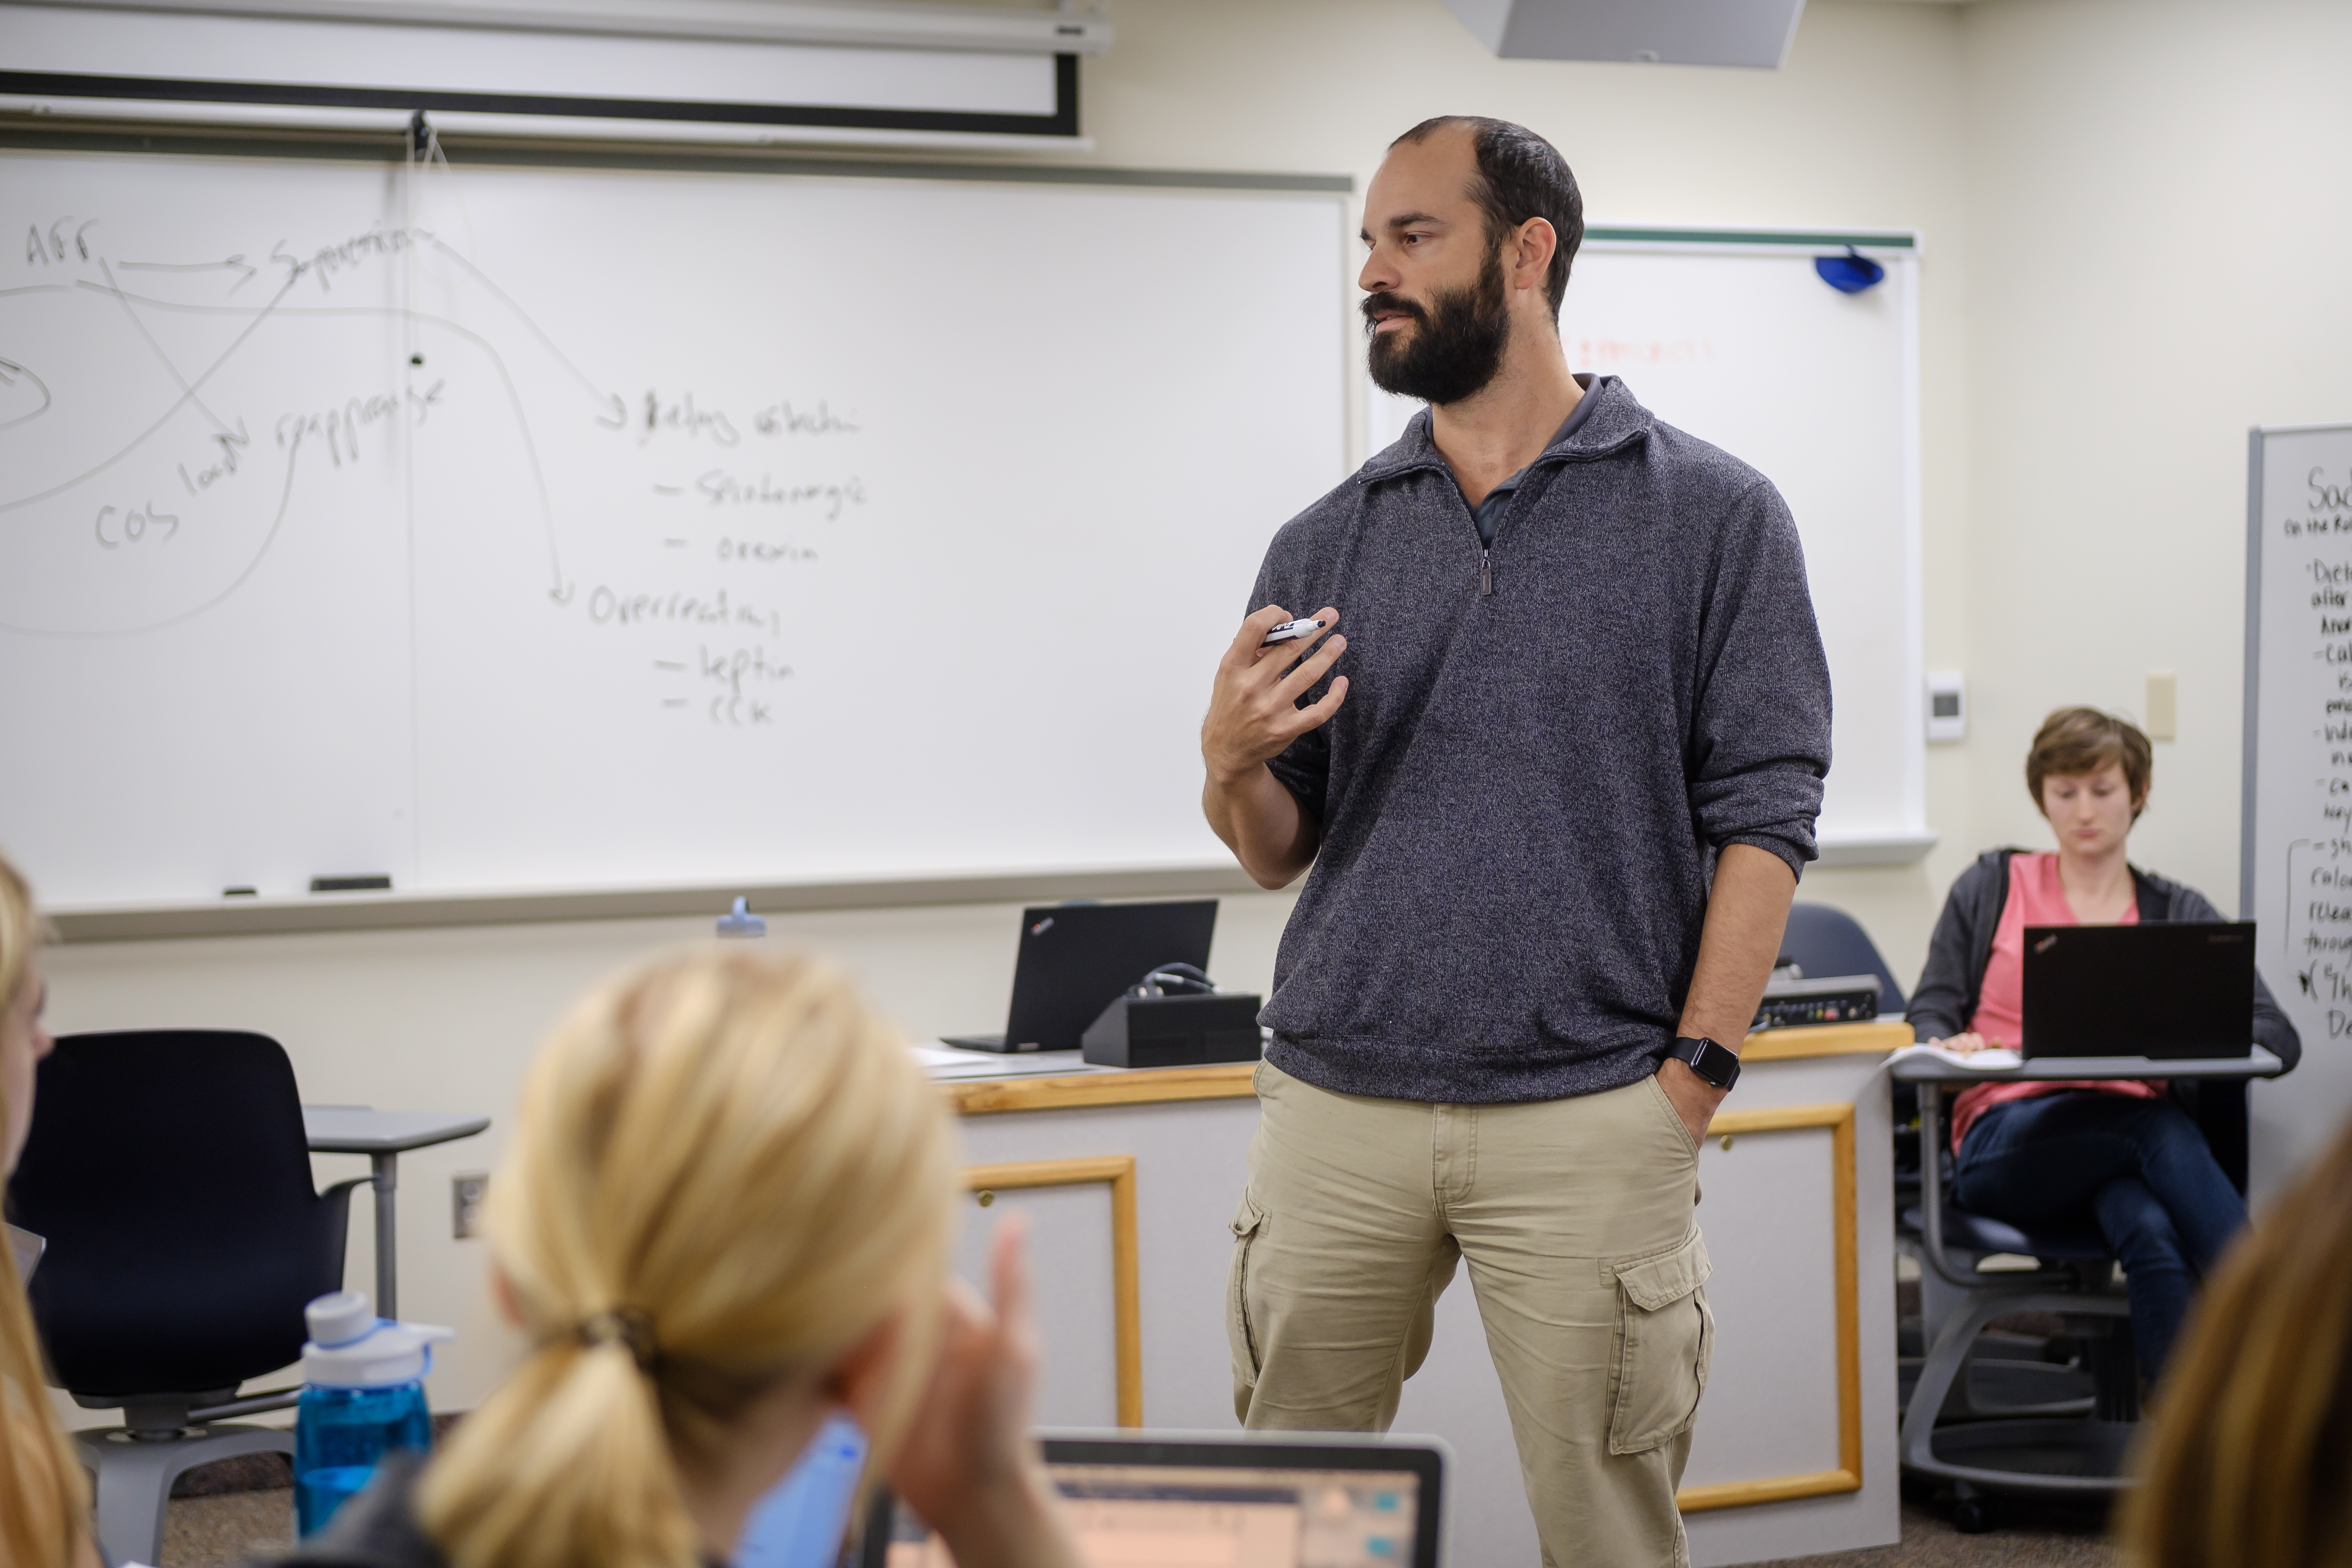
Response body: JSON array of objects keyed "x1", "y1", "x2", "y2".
[{"x1": 0, "y1": 1, "x2": 1098, "y2": 142}]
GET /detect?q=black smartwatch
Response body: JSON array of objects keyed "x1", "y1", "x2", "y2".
[{"x1": 1667, "y1": 1036, "x2": 1742, "y2": 1092}]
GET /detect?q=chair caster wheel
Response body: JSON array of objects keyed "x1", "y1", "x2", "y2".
[{"x1": 1953, "y1": 1497, "x2": 1996, "y2": 1534}]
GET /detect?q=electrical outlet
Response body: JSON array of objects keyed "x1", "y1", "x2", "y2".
[{"x1": 452, "y1": 1172, "x2": 488, "y2": 1240}]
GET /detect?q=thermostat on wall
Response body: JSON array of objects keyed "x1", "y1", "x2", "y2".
[{"x1": 1926, "y1": 672, "x2": 1966, "y2": 742}]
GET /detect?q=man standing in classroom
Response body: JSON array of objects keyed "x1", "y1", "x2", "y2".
[{"x1": 1200, "y1": 116, "x2": 1833, "y2": 1568}]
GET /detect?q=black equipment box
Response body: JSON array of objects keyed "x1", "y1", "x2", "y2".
[
  {"x1": 1753, "y1": 973, "x2": 1882, "y2": 1030},
  {"x1": 1082, "y1": 992, "x2": 1265, "y2": 1069}
]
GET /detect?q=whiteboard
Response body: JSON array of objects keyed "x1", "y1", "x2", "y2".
[
  {"x1": 1370, "y1": 240, "x2": 1925, "y2": 860},
  {"x1": 2241, "y1": 421, "x2": 2352, "y2": 1195},
  {"x1": 0, "y1": 151, "x2": 1348, "y2": 906}
]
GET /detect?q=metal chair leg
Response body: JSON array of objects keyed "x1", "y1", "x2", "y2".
[{"x1": 76, "y1": 1424, "x2": 295, "y2": 1567}]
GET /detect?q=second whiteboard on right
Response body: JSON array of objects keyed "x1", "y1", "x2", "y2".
[{"x1": 1370, "y1": 235, "x2": 1923, "y2": 862}]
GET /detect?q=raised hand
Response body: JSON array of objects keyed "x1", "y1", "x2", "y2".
[{"x1": 884, "y1": 1214, "x2": 1082, "y2": 1568}]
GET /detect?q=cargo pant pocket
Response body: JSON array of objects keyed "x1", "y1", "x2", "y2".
[
  {"x1": 1227, "y1": 1192, "x2": 1269, "y2": 1383},
  {"x1": 1605, "y1": 1227, "x2": 1714, "y2": 1456}
]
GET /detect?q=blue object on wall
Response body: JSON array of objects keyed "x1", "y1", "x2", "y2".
[{"x1": 1815, "y1": 246, "x2": 1886, "y2": 294}]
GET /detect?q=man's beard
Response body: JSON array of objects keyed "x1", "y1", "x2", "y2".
[{"x1": 1363, "y1": 241, "x2": 1511, "y2": 406}]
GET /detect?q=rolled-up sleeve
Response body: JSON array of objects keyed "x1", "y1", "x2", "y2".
[{"x1": 1686, "y1": 480, "x2": 1833, "y2": 879}]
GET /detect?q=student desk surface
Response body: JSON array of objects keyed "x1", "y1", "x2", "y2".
[
  {"x1": 932, "y1": 1021, "x2": 1909, "y2": 1568},
  {"x1": 1888, "y1": 1046, "x2": 2286, "y2": 1084},
  {"x1": 302, "y1": 1106, "x2": 490, "y2": 1319}
]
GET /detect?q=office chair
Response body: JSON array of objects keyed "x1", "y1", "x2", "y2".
[
  {"x1": 1898, "y1": 1081, "x2": 2137, "y2": 1532},
  {"x1": 9, "y1": 1030, "x2": 367, "y2": 1566},
  {"x1": 1777, "y1": 903, "x2": 1915, "y2": 1188},
  {"x1": 1778, "y1": 903, "x2": 1908, "y2": 1015},
  {"x1": 1777, "y1": 902, "x2": 1928, "y2": 1250},
  {"x1": 1777, "y1": 905, "x2": 2095, "y2": 1488}
]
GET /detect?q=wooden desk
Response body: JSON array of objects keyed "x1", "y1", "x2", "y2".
[
  {"x1": 931, "y1": 1019, "x2": 1907, "y2": 1568},
  {"x1": 940, "y1": 1020, "x2": 1913, "y2": 1115}
]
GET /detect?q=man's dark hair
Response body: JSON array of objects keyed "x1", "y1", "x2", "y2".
[{"x1": 1391, "y1": 116, "x2": 1584, "y2": 318}]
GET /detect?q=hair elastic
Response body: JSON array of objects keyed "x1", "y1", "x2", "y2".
[{"x1": 575, "y1": 1307, "x2": 658, "y2": 1371}]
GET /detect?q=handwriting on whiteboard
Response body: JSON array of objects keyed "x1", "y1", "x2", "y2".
[
  {"x1": 2279, "y1": 463, "x2": 2352, "y2": 1027},
  {"x1": 1, "y1": 202, "x2": 862, "y2": 731}
]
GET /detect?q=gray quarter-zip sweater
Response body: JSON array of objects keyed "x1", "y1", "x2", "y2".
[{"x1": 1251, "y1": 375, "x2": 1833, "y2": 1104}]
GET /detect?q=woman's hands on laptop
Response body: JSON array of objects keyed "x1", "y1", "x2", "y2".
[{"x1": 1930, "y1": 1031, "x2": 2007, "y2": 1054}]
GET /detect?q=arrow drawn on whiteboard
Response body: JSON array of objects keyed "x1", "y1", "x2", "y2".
[
  {"x1": 0, "y1": 420, "x2": 308, "y2": 637},
  {"x1": 104, "y1": 285, "x2": 571, "y2": 600},
  {"x1": 3, "y1": 281, "x2": 574, "y2": 619},
  {"x1": 97, "y1": 258, "x2": 239, "y2": 437},
  {"x1": 421, "y1": 234, "x2": 626, "y2": 428},
  {"x1": 0, "y1": 357, "x2": 53, "y2": 433},
  {"x1": 116, "y1": 254, "x2": 258, "y2": 290},
  {"x1": 0, "y1": 270, "x2": 300, "y2": 515}
]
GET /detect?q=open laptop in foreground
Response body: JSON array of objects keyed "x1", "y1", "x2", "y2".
[
  {"x1": 863, "y1": 1430, "x2": 1446, "y2": 1568},
  {"x1": 942, "y1": 900, "x2": 1217, "y2": 1053},
  {"x1": 2020, "y1": 922, "x2": 2256, "y2": 1058}
]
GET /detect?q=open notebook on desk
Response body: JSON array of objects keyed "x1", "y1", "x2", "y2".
[
  {"x1": 909, "y1": 1043, "x2": 1107, "y2": 1081},
  {"x1": 1886, "y1": 1042, "x2": 2024, "y2": 1072}
]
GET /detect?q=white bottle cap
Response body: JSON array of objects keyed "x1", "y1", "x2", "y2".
[{"x1": 302, "y1": 1290, "x2": 454, "y2": 1389}]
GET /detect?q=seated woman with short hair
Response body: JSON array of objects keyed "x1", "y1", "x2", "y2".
[{"x1": 1906, "y1": 708, "x2": 2299, "y2": 1381}]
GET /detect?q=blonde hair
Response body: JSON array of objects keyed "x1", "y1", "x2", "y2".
[
  {"x1": 2117, "y1": 1116, "x2": 2352, "y2": 1567},
  {"x1": 417, "y1": 948, "x2": 958, "y2": 1568},
  {"x1": 0, "y1": 851, "x2": 94, "y2": 1568}
]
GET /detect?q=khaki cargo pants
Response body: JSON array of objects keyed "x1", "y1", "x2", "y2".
[{"x1": 1229, "y1": 1060, "x2": 1711, "y2": 1568}]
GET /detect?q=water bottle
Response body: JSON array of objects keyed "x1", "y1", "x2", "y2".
[{"x1": 293, "y1": 1289, "x2": 453, "y2": 1537}]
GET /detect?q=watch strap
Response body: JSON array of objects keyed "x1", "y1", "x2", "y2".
[{"x1": 1668, "y1": 1035, "x2": 1742, "y2": 1091}]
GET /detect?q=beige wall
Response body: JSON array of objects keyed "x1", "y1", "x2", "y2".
[
  {"x1": 1956, "y1": 0, "x2": 2352, "y2": 915},
  {"x1": 1076, "y1": 0, "x2": 1977, "y2": 982},
  {"x1": 38, "y1": 0, "x2": 2352, "y2": 1416}
]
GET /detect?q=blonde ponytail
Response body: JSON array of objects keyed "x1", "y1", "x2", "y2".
[
  {"x1": 417, "y1": 948, "x2": 958, "y2": 1568},
  {"x1": 0, "y1": 851, "x2": 94, "y2": 1568}
]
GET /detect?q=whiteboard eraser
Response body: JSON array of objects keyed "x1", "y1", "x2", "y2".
[
  {"x1": 310, "y1": 875, "x2": 392, "y2": 893},
  {"x1": 1926, "y1": 673, "x2": 1965, "y2": 742}
]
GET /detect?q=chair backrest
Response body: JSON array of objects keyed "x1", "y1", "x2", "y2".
[
  {"x1": 9, "y1": 1030, "x2": 345, "y2": 1398},
  {"x1": 1780, "y1": 902, "x2": 1907, "y2": 1013}
]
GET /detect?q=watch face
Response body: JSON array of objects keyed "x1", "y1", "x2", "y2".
[{"x1": 1678, "y1": 1038, "x2": 1733, "y2": 1087}]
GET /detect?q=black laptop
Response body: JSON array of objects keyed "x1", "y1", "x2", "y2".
[
  {"x1": 2020, "y1": 922, "x2": 2256, "y2": 1058},
  {"x1": 942, "y1": 900, "x2": 1218, "y2": 1053},
  {"x1": 862, "y1": 1431, "x2": 1446, "y2": 1568}
]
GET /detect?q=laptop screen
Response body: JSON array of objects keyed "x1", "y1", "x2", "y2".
[{"x1": 868, "y1": 1438, "x2": 1441, "y2": 1568}]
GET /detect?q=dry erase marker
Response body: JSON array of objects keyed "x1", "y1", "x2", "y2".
[{"x1": 1261, "y1": 618, "x2": 1326, "y2": 646}]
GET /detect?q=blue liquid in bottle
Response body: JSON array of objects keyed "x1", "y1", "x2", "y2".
[{"x1": 295, "y1": 1380, "x2": 434, "y2": 1536}]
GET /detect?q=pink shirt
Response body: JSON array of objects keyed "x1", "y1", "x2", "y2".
[{"x1": 1949, "y1": 852, "x2": 2162, "y2": 1153}]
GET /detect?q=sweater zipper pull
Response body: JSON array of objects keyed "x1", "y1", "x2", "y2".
[{"x1": 1479, "y1": 547, "x2": 1493, "y2": 597}]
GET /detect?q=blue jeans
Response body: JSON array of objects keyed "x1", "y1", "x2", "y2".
[{"x1": 1953, "y1": 1091, "x2": 2245, "y2": 1380}]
